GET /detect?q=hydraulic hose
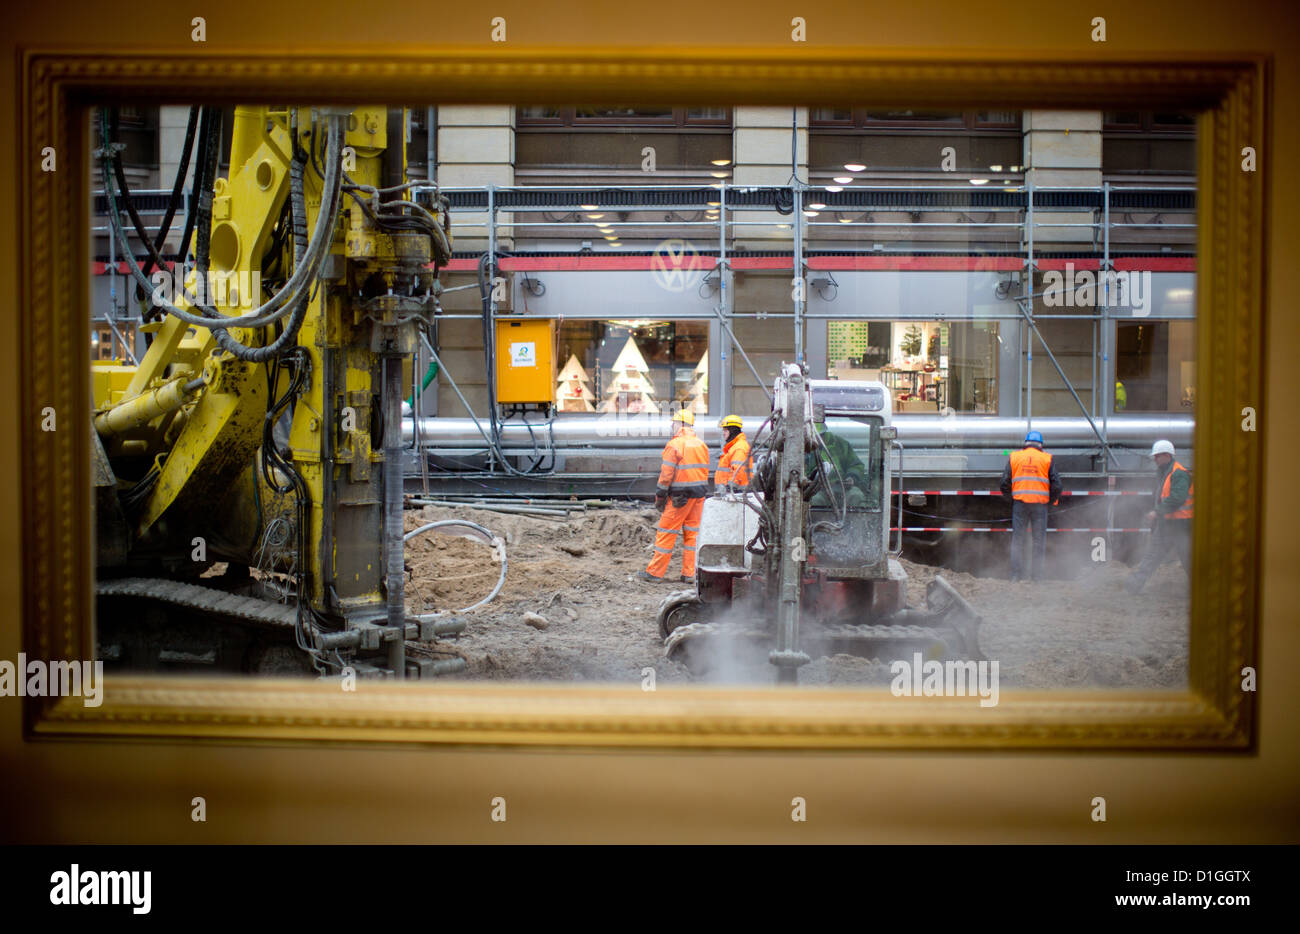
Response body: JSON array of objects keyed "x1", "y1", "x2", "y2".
[
  {"x1": 136, "y1": 105, "x2": 198, "y2": 286},
  {"x1": 140, "y1": 106, "x2": 200, "y2": 346},
  {"x1": 100, "y1": 111, "x2": 344, "y2": 334},
  {"x1": 175, "y1": 104, "x2": 218, "y2": 269},
  {"x1": 207, "y1": 118, "x2": 336, "y2": 363},
  {"x1": 407, "y1": 358, "x2": 438, "y2": 407},
  {"x1": 404, "y1": 520, "x2": 508, "y2": 615}
]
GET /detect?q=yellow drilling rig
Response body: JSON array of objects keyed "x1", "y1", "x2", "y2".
[{"x1": 92, "y1": 105, "x2": 456, "y2": 678}]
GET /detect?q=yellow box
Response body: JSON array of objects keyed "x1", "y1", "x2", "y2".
[
  {"x1": 494, "y1": 318, "x2": 556, "y2": 405},
  {"x1": 91, "y1": 361, "x2": 136, "y2": 408}
]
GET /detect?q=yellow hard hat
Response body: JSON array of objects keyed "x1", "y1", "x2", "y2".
[
  {"x1": 719, "y1": 414, "x2": 743, "y2": 430},
  {"x1": 672, "y1": 408, "x2": 695, "y2": 425}
]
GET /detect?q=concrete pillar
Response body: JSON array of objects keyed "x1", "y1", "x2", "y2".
[
  {"x1": 1023, "y1": 111, "x2": 1102, "y2": 248},
  {"x1": 437, "y1": 105, "x2": 515, "y2": 252},
  {"x1": 732, "y1": 107, "x2": 805, "y2": 248}
]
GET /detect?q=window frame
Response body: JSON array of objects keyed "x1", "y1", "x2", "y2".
[
  {"x1": 1102, "y1": 110, "x2": 1198, "y2": 136},
  {"x1": 808, "y1": 109, "x2": 1022, "y2": 132},
  {"x1": 1110, "y1": 318, "x2": 1197, "y2": 415},
  {"x1": 518, "y1": 106, "x2": 732, "y2": 129}
]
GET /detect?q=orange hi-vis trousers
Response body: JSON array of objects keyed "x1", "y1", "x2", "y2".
[{"x1": 646, "y1": 497, "x2": 705, "y2": 579}]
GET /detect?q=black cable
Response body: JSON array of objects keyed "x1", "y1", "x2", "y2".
[
  {"x1": 193, "y1": 105, "x2": 222, "y2": 308},
  {"x1": 137, "y1": 106, "x2": 199, "y2": 344},
  {"x1": 177, "y1": 105, "x2": 218, "y2": 269},
  {"x1": 143, "y1": 105, "x2": 199, "y2": 278},
  {"x1": 101, "y1": 109, "x2": 342, "y2": 339},
  {"x1": 258, "y1": 346, "x2": 327, "y2": 663},
  {"x1": 109, "y1": 109, "x2": 181, "y2": 296}
]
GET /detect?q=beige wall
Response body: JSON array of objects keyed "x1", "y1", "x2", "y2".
[
  {"x1": 1024, "y1": 110, "x2": 1103, "y2": 248},
  {"x1": 437, "y1": 105, "x2": 515, "y2": 252},
  {"x1": 3, "y1": 0, "x2": 1296, "y2": 844},
  {"x1": 1024, "y1": 319, "x2": 1096, "y2": 417}
]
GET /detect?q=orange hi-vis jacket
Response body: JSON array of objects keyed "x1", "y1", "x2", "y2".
[
  {"x1": 715, "y1": 432, "x2": 752, "y2": 488},
  {"x1": 1009, "y1": 447, "x2": 1054, "y2": 504},
  {"x1": 657, "y1": 427, "x2": 711, "y2": 499},
  {"x1": 1161, "y1": 460, "x2": 1194, "y2": 519}
]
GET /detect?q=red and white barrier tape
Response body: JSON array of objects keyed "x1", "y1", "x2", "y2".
[
  {"x1": 892, "y1": 526, "x2": 1148, "y2": 533},
  {"x1": 894, "y1": 489, "x2": 1146, "y2": 497}
]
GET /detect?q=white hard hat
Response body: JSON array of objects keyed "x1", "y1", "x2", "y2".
[{"x1": 1150, "y1": 439, "x2": 1176, "y2": 457}]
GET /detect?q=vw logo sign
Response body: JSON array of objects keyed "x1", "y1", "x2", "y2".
[{"x1": 651, "y1": 239, "x2": 706, "y2": 293}]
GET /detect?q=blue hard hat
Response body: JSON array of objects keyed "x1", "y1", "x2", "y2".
[{"x1": 1025, "y1": 430, "x2": 1043, "y2": 444}]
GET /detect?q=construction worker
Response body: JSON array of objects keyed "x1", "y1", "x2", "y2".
[
  {"x1": 638, "y1": 407, "x2": 711, "y2": 583},
  {"x1": 714, "y1": 415, "x2": 752, "y2": 491},
  {"x1": 1000, "y1": 430, "x2": 1061, "y2": 582},
  {"x1": 808, "y1": 422, "x2": 869, "y2": 508},
  {"x1": 1124, "y1": 440, "x2": 1193, "y2": 594},
  {"x1": 1115, "y1": 379, "x2": 1127, "y2": 411}
]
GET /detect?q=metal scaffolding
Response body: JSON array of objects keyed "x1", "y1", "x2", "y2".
[
  {"x1": 426, "y1": 179, "x2": 1195, "y2": 466},
  {"x1": 89, "y1": 179, "x2": 1196, "y2": 485}
]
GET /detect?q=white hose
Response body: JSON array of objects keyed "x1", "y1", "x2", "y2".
[{"x1": 404, "y1": 519, "x2": 507, "y2": 616}]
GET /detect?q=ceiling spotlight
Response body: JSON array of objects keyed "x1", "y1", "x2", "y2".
[
  {"x1": 833, "y1": 176, "x2": 854, "y2": 185},
  {"x1": 580, "y1": 203, "x2": 598, "y2": 211},
  {"x1": 969, "y1": 178, "x2": 989, "y2": 185},
  {"x1": 824, "y1": 185, "x2": 843, "y2": 193},
  {"x1": 586, "y1": 213, "x2": 605, "y2": 220},
  {"x1": 843, "y1": 163, "x2": 866, "y2": 172},
  {"x1": 989, "y1": 165, "x2": 1003, "y2": 172},
  {"x1": 808, "y1": 202, "x2": 827, "y2": 210},
  {"x1": 610, "y1": 241, "x2": 622, "y2": 248},
  {"x1": 711, "y1": 158, "x2": 731, "y2": 166},
  {"x1": 776, "y1": 223, "x2": 792, "y2": 229},
  {"x1": 803, "y1": 210, "x2": 820, "y2": 218},
  {"x1": 706, "y1": 199, "x2": 721, "y2": 207},
  {"x1": 838, "y1": 217, "x2": 853, "y2": 224},
  {"x1": 603, "y1": 234, "x2": 618, "y2": 240},
  {"x1": 710, "y1": 171, "x2": 730, "y2": 178}
]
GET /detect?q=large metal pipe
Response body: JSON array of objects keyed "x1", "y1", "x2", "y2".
[
  {"x1": 383, "y1": 355, "x2": 406, "y2": 679},
  {"x1": 403, "y1": 414, "x2": 1194, "y2": 452}
]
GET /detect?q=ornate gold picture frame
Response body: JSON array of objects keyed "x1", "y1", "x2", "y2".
[{"x1": 18, "y1": 48, "x2": 1264, "y2": 749}]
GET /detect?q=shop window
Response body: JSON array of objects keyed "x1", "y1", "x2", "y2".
[
  {"x1": 91, "y1": 323, "x2": 135, "y2": 361},
  {"x1": 827, "y1": 320, "x2": 999, "y2": 414},
  {"x1": 555, "y1": 320, "x2": 708, "y2": 414},
  {"x1": 1114, "y1": 321, "x2": 1196, "y2": 413}
]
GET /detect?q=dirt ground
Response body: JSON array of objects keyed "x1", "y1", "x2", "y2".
[{"x1": 404, "y1": 503, "x2": 1189, "y2": 690}]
